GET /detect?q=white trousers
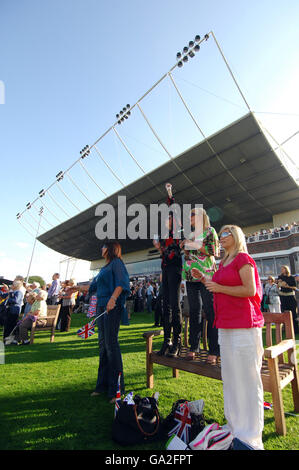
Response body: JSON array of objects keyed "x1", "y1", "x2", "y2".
[
  {"x1": 269, "y1": 303, "x2": 281, "y2": 313},
  {"x1": 218, "y1": 328, "x2": 264, "y2": 450}
]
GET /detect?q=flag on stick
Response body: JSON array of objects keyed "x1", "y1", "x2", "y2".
[
  {"x1": 168, "y1": 401, "x2": 192, "y2": 444},
  {"x1": 87, "y1": 295, "x2": 97, "y2": 318},
  {"x1": 77, "y1": 318, "x2": 96, "y2": 339},
  {"x1": 114, "y1": 372, "x2": 122, "y2": 417},
  {"x1": 77, "y1": 311, "x2": 107, "y2": 339},
  {"x1": 264, "y1": 401, "x2": 272, "y2": 410}
]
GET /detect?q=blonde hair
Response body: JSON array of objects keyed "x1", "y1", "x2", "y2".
[
  {"x1": 13, "y1": 280, "x2": 23, "y2": 290},
  {"x1": 219, "y1": 224, "x2": 248, "y2": 263},
  {"x1": 281, "y1": 265, "x2": 290, "y2": 276},
  {"x1": 191, "y1": 207, "x2": 210, "y2": 231},
  {"x1": 38, "y1": 290, "x2": 48, "y2": 301}
]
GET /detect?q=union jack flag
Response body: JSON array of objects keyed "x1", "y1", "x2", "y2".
[
  {"x1": 114, "y1": 372, "x2": 122, "y2": 417},
  {"x1": 264, "y1": 401, "x2": 272, "y2": 410},
  {"x1": 168, "y1": 401, "x2": 192, "y2": 444},
  {"x1": 87, "y1": 295, "x2": 97, "y2": 318},
  {"x1": 77, "y1": 318, "x2": 96, "y2": 339}
]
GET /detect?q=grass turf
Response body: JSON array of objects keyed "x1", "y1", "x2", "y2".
[{"x1": 0, "y1": 311, "x2": 298, "y2": 450}]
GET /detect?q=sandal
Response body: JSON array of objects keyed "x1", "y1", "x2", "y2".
[
  {"x1": 185, "y1": 351, "x2": 195, "y2": 361},
  {"x1": 206, "y1": 355, "x2": 217, "y2": 365},
  {"x1": 90, "y1": 391, "x2": 101, "y2": 397}
]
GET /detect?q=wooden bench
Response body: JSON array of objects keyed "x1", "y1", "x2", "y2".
[
  {"x1": 143, "y1": 311, "x2": 299, "y2": 436},
  {"x1": 30, "y1": 305, "x2": 61, "y2": 344}
]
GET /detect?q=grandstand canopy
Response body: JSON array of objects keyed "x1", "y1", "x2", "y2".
[{"x1": 38, "y1": 112, "x2": 299, "y2": 261}]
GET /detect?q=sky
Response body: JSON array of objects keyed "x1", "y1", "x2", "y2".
[{"x1": 0, "y1": 0, "x2": 299, "y2": 283}]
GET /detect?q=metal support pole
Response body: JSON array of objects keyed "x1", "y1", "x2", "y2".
[{"x1": 25, "y1": 207, "x2": 44, "y2": 284}]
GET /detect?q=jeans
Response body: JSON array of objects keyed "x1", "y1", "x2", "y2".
[
  {"x1": 154, "y1": 295, "x2": 163, "y2": 326},
  {"x1": 3, "y1": 313, "x2": 19, "y2": 339},
  {"x1": 147, "y1": 295, "x2": 153, "y2": 312},
  {"x1": 186, "y1": 281, "x2": 219, "y2": 356},
  {"x1": 95, "y1": 304, "x2": 125, "y2": 398},
  {"x1": 162, "y1": 264, "x2": 182, "y2": 342}
]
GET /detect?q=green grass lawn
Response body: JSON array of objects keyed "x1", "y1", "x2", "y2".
[{"x1": 0, "y1": 311, "x2": 298, "y2": 450}]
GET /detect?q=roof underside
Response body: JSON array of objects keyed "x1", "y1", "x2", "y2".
[{"x1": 38, "y1": 112, "x2": 299, "y2": 261}]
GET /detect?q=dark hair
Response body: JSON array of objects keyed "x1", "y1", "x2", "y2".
[{"x1": 103, "y1": 241, "x2": 122, "y2": 264}]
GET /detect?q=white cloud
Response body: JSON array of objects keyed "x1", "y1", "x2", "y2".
[
  {"x1": 15, "y1": 242, "x2": 30, "y2": 249},
  {"x1": 0, "y1": 245, "x2": 91, "y2": 283}
]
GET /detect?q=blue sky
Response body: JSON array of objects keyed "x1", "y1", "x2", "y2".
[{"x1": 0, "y1": 0, "x2": 299, "y2": 282}]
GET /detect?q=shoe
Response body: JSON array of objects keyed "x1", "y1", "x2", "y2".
[
  {"x1": 90, "y1": 391, "x2": 101, "y2": 397},
  {"x1": 5, "y1": 339, "x2": 19, "y2": 346},
  {"x1": 167, "y1": 340, "x2": 181, "y2": 358},
  {"x1": 206, "y1": 355, "x2": 217, "y2": 365},
  {"x1": 185, "y1": 351, "x2": 195, "y2": 361},
  {"x1": 21, "y1": 340, "x2": 30, "y2": 346},
  {"x1": 157, "y1": 341, "x2": 171, "y2": 356}
]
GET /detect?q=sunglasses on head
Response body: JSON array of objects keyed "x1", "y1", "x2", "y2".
[{"x1": 220, "y1": 231, "x2": 232, "y2": 238}]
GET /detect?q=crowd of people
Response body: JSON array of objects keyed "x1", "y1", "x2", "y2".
[
  {"x1": 0, "y1": 274, "x2": 89, "y2": 345},
  {"x1": 245, "y1": 221, "x2": 299, "y2": 241},
  {"x1": 1, "y1": 181, "x2": 298, "y2": 450},
  {"x1": 261, "y1": 267, "x2": 298, "y2": 328}
]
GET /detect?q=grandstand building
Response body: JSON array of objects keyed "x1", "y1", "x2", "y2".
[{"x1": 37, "y1": 112, "x2": 299, "y2": 281}]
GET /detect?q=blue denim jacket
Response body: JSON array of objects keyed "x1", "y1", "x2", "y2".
[{"x1": 89, "y1": 258, "x2": 130, "y2": 308}]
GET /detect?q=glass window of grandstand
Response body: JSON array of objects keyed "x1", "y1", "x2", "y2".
[
  {"x1": 275, "y1": 257, "x2": 291, "y2": 275},
  {"x1": 262, "y1": 259, "x2": 275, "y2": 277},
  {"x1": 126, "y1": 259, "x2": 162, "y2": 277},
  {"x1": 259, "y1": 257, "x2": 291, "y2": 278},
  {"x1": 255, "y1": 259, "x2": 262, "y2": 277}
]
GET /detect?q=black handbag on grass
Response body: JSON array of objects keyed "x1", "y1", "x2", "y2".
[{"x1": 112, "y1": 395, "x2": 163, "y2": 446}]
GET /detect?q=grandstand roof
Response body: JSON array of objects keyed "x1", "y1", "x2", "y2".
[{"x1": 38, "y1": 112, "x2": 299, "y2": 261}]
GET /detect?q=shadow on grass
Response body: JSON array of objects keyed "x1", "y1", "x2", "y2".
[
  {"x1": 4, "y1": 334, "x2": 151, "y2": 365},
  {"x1": 0, "y1": 385, "x2": 165, "y2": 451}
]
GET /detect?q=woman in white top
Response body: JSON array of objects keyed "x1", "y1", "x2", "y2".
[{"x1": 264, "y1": 276, "x2": 281, "y2": 313}]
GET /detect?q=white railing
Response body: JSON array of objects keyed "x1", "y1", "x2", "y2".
[{"x1": 246, "y1": 225, "x2": 299, "y2": 244}]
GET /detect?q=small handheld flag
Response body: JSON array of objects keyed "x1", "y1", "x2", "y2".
[
  {"x1": 264, "y1": 401, "x2": 272, "y2": 410},
  {"x1": 114, "y1": 372, "x2": 122, "y2": 417},
  {"x1": 87, "y1": 295, "x2": 97, "y2": 318},
  {"x1": 124, "y1": 391, "x2": 134, "y2": 404},
  {"x1": 168, "y1": 401, "x2": 192, "y2": 444},
  {"x1": 77, "y1": 311, "x2": 107, "y2": 339},
  {"x1": 77, "y1": 318, "x2": 96, "y2": 339}
]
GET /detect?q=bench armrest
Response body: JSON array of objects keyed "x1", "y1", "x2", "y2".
[
  {"x1": 143, "y1": 330, "x2": 164, "y2": 339},
  {"x1": 264, "y1": 339, "x2": 295, "y2": 359}
]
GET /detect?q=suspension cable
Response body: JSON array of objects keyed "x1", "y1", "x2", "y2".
[
  {"x1": 66, "y1": 172, "x2": 94, "y2": 205},
  {"x1": 79, "y1": 160, "x2": 107, "y2": 196},
  {"x1": 47, "y1": 188, "x2": 72, "y2": 218}
]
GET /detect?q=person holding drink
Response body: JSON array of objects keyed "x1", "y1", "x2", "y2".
[
  {"x1": 192, "y1": 225, "x2": 264, "y2": 449},
  {"x1": 181, "y1": 207, "x2": 220, "y2": 363},
  {"x1": 153, "y1": 183, "x2": 182, "y2": 357}
]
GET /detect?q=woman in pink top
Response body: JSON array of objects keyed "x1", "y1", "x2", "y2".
[{"x1": 192, "y1": 225, "x2": 264, "y2": 450}]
